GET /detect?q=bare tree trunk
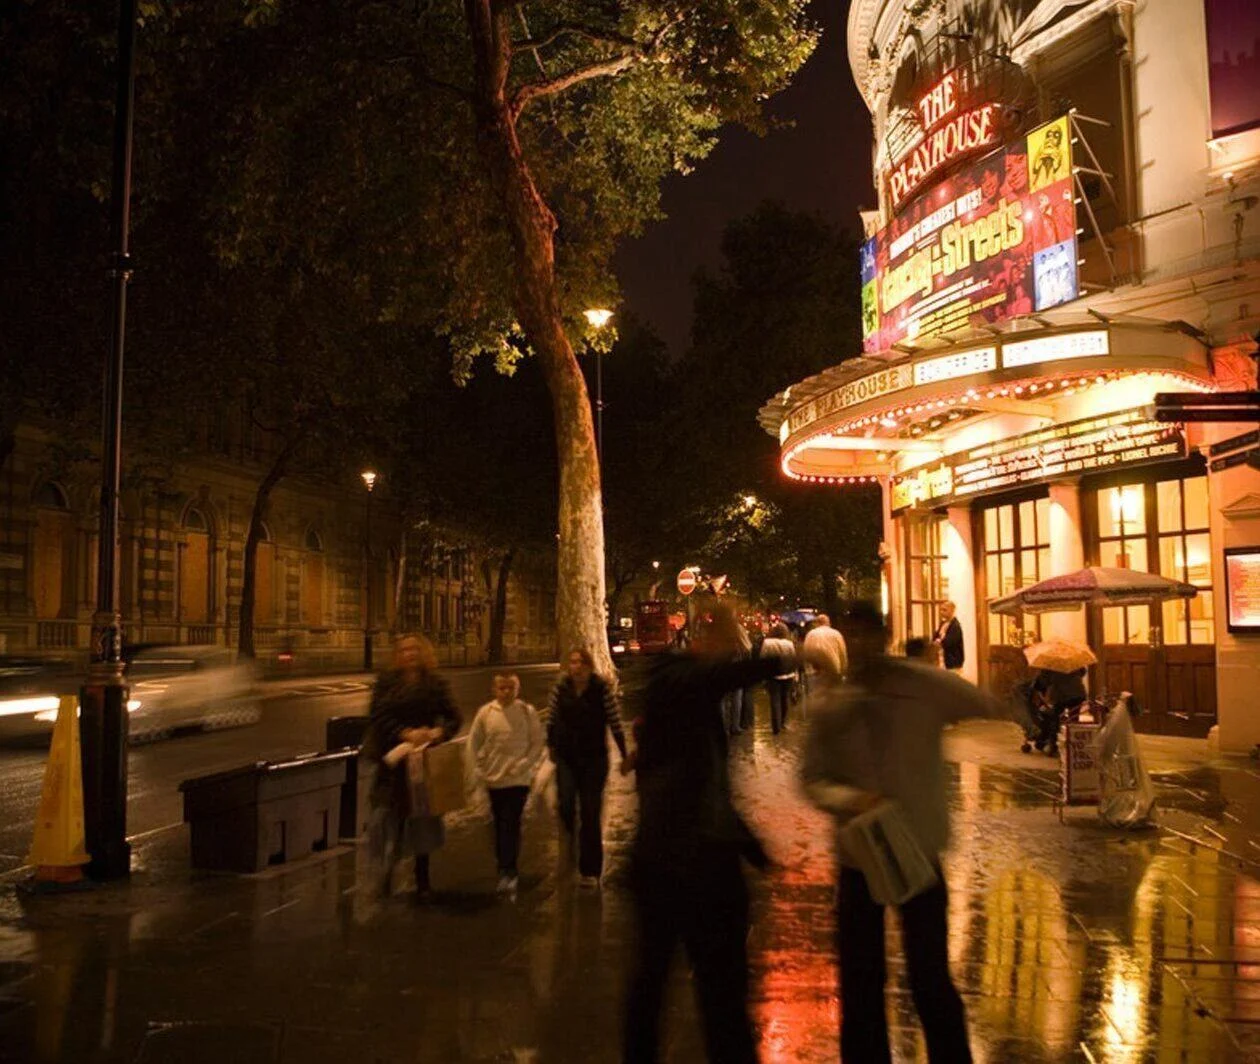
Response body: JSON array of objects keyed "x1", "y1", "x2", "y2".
[
  {"x1": 466, "y1": 1, "x2": 612, "y2": 679},
  {"x1": 392, "y1": 524, "x2": 408, "y2": 635},
  {"x1": 486, "y1": 547, "x2": 515, "y2": 665},
  {"x1": 238, "y1": 440, "x2": 297, "y2": 659}
]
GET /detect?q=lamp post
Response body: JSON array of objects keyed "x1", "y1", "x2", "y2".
[
  {"x1": 583, "y1": 308, "x2": 614, "y2": 472},
  {"x1": 80, "y1": 0, "x2": 139, "y2": 881},
  {"x1": 361, "y1": 471, "x2": 377, "y2": 672}
]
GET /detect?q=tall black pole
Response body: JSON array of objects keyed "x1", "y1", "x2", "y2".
[
  {"x1": 363, "y1": 484, "x2": 374, "y2": 672},
  {"x1": 81, "y1": 0, "x2": 137, "y2": 881},
  {"x1": 595, "y1": 349, "x2": 604, "y2": 475}
]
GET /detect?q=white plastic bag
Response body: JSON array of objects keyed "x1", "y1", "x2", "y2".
[
  {"x1": 839, "y1": 800, "x2": 939, "y2": 906},
  {"x1": 530, "y1": 757, "x2": 558, "y2": 817},
  {"x1": 1094, "y1": 698, "x2": 1155, "y2": 828}
]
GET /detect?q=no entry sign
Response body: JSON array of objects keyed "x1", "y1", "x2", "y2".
[{"x1": 677, "y1": 569, "x2": 697, "y2": 596}]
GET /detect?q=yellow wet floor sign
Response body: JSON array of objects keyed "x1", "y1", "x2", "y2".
[{"x1": 27, "y1": 695, "x2": 89, "y2": 880}]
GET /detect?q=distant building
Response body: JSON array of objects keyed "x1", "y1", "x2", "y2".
[
  {"x1": 0, "y1": 412, "x2": 557, "y2": 670},
  {"x1": 762, "y1": 0, "x2": 1260, "y2": 747}
]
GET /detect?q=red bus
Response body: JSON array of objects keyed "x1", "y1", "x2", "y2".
[{"x1": 634, "y1": 600, "x2": 673, "y2": 654}]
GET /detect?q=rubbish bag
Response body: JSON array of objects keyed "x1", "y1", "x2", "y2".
[
  {"x1": 838, "y1": 800, "x2": 939, "y2": 906},
  {"x1": 1093, "y1": 697, "x2": 1155, "y2": 828}
]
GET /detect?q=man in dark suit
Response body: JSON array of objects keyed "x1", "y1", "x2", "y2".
[{"x1": 933, "y1": 601, "x2": 965, "y2": 673}]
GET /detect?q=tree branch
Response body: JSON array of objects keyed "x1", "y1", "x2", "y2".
[
  {"x1": 511, "y1": 53, "x2": 637, "y2": 116},
  {"x1": 513, "y1": 22, "x2": 640, "y2": 54}
]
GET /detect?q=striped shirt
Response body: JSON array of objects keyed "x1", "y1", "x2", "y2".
[{"x1": 543, "y1": 672, "x2": 627, "y2": 765}]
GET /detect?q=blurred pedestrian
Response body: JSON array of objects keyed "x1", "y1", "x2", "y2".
[
  {"x1": 545, "y1": 648, "x2": 629, "y2": 888},
  {"x1": 739, "y1": 619, "x2": 761, "y2": 731},
  {"x1": 759, "y1": 622, "x2": 798, "y2": 735},
  {"x1": 932, "y1": 601, "x2": 965, "y2": 672},
  {"x1": 904, "y1": 636, "x2": 939, "y2": 665},
  {"x1": 801, "y1": 602, "x2": 1003, "y2": 1063},
  {"x1": 365, "y1": 634, "x2": 461, "y2": 901},
  {"x1": 721, "y1": 619, "x2": 753, "y2": 735},
  {"x1": 468, "y1": 673, "x2": 545, "y2": 895},
  {"x1": 803, "y1": 612, "x2": 848, "y2": 679},
  {"x1": 623, "y1": 605, "x2": 791, "y2": 1064}
]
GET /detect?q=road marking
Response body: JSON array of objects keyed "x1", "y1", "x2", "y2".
[
  {"x1": 184, "y1": 911, "x2": 240, "y2": 938},
  {"x1": 261, "y1": 897, "x2": 301, "y2": 917}
]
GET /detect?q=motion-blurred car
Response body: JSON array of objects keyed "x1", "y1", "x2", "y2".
[
  {"x1": 0, "y1": 656, "x2": 81, "y2": 741},
  {"x1": 126, "y1": 645, "x2": 262, "y2": 742}
]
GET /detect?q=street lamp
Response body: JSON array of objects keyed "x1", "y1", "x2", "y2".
[
  {"x1": 361, "y1": 470, "x2": 377, "y2": 672},
  {"x1": 583, "y1": 308, "x2": 614, "y2": 470},
  {"x1": 79, "y1": 0, "x2": 140, "y2": 881}
]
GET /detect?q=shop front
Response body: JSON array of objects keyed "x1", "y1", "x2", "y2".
[
  {"x1": 762, "y1": 0, "x2": 1260, "y2": 749},
  {"x1": 762, "y1": 320, "x2": 1227, "y2": 735}
]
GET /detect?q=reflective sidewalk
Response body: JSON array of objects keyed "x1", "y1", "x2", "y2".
[{"x1": 3, "y1": 709, "x2": 1260, "y2": 1062}]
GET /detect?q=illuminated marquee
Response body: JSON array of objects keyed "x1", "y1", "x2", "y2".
[
  {"x1": 890, "y1": 411, "x2": 1186, "y2": 512},
  {"x1": 862, "y1": 116, "x2": 1078, "y2": 355},
  {"x1": 787, "y1": 364, "x2": 914, "y2": 434}
]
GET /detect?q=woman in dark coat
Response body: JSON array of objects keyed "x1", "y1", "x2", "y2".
[
  {"x1": 545, "y1": 647, "x2": 628, "y2": 887},
  {"x1": 366, "y1": 634, "x2": 460, "y2": 898}
]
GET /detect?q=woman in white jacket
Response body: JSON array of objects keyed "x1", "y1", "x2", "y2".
[{"x1": 468, "y1": 673, "x2": 545, "y2": 894}]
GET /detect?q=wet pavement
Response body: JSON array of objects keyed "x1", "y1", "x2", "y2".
[{"x1": 3, "y1": 685, "x2": 1260, "y2": 1062}]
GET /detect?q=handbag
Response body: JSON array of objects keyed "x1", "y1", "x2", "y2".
[{"x1": 417, "y1": 737, "x2": 468, "y2": 817}]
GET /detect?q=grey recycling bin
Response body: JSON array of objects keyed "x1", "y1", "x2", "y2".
[
  {"x1": 325, "y1": 715, "x2": 373, "y2": 840},
  {"x1": 179, "y1": 750, "x2": 354, "y2": 873}
]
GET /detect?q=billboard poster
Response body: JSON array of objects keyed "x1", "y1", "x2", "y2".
[
  {"x1": 861, "y1": 116, "x2": 1077, "y2": 354},
  {"x1": 1205, "y1": 0, "x2": 1260, "y2": 138}
]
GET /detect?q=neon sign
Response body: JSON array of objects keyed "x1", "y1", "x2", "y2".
[{"x1": 885, "y1": 71, "x2": 1002, "y2": 213}]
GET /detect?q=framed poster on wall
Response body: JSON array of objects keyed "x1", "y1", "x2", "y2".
[{"x1": 1224, "y1": 547, "x2": 1260, "y2": 633}]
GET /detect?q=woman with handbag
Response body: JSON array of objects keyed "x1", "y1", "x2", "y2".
[{"x1": 366, "y1": 634, "x2": 460, "y2": 901}]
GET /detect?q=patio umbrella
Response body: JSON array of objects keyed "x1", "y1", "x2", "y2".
[
  {"x1": 1024, "y1": 640, "x2": 1097, "y2": 673},
  {"x1": 990, "y1": 566, "x2": 1198, "y2": 616}
]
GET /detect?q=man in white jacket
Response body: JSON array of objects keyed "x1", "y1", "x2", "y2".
[{"x1": 468, "y1": 674, "x2": 544, "y2": 895}]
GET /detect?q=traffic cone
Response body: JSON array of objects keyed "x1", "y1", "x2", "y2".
[{"x1": 26, "y1": 694, "x2": 90, "y2": 886}]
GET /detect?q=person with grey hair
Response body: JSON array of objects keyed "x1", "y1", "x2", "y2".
[
  {"x1": 759, "y1": 622, "x2": 798, "y2": 735},
  {"x1": 933, "y1": 601, "x2": 964, "y2": 672},
  {"x1": 803, "y1": 612, "x2": 848, "y2": 681},
  {"x1": 801, "y1": 601, "x2": 1002, "y2": 1063}
]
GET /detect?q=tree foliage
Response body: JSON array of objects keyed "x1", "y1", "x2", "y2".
[{"x1": 675, "y1": 202, "x2": 883, "y2": 613}]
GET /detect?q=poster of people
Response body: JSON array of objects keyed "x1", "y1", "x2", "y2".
[{"x1": 861, "y1": 116, "x2": 1078, "y2": 354}]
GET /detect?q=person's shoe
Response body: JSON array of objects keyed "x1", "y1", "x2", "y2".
[
  {"x1": 496, "y1": 874, "x2": 516, "y2": 895},
  {"x1": 578, "y1": 875, "x2": 601, "y2": 891}
]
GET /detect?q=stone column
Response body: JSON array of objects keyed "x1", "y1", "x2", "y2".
[
  {"x1": 943, "y1": 507, "x2": 978, "y2": 684},
  {"x1": 1045, "y1": 481, "x2": 1087, "y2": 645},
  {"x1": 879, "y1": 478, "x2": 903, "y2": 642}
]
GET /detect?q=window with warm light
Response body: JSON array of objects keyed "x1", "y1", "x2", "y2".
[
  {"x1": 1157, "y1": 477, "x2": 1213, "y2": 646},
  {"x1": 984, "y1": 497, "x2": 1050, "y2": 646},
  {"x1": 905, "y1": 513, "x2": 948, "y2": 641},
  {"x1": 1096, "y1": 476, "x2": 1213, "y2": 647},
  {"x1": 1097, "y1": 483, "x2": 1149, "y2": 645}
]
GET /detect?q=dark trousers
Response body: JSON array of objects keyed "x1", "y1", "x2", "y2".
[
  {"x1": 836, "y1": 865, "x2": 972, "y2": 1063},
  {"x1": 555, "y1": 759, "x2": 607, "y2": 877},
  {"x1": 623, "y1": 859, "x2": 757, "y2": 1064},
  {"x1": 766, "y1": 679, "x2": 792, "y2": 734},
  {"x1": 488, "y1": 785, "x2": 529, "y2": 876}
]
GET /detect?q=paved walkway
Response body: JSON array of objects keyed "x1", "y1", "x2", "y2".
[{"x1": 3, "y1": 697, "x2": 1260, "y2": 1062}]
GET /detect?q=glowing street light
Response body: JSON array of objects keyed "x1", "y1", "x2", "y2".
[{"x1": 583, "y1": 309, "x2": 614, "y2": 471}]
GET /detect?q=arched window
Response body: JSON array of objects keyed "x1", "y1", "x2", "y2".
[
  {"x1": 255, "y1": 523, "x2": 278, "y2": 625},
  {"x1": 303, "y1": 527, "x2": 325, "y2": 624},
  {"x1": 32, "y1": 482, "x2": 69, "y2": 510},
  {"x1": 179, "y1": 504, "x2": 211, "y2": 625},
  {"x1": 31, "y1": 483, "x2": 72, "y2": 618}
]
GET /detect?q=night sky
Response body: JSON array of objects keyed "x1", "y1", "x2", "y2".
[{"x1": 614, "y1": 0, "x2": 875, "y2": 354}]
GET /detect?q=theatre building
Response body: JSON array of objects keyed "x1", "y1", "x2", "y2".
[{"x1": 761, "y1": 0, "x2": 1260, "y2": 748}]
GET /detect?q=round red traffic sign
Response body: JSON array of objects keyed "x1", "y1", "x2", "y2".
[{"x1": 677, "y1": 569, "x2": 697, "y2": 596}]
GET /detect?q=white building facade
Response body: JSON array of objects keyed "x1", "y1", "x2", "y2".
[{"x1": 762, "y1": 0, "x2": 1260, "y2": 746}]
